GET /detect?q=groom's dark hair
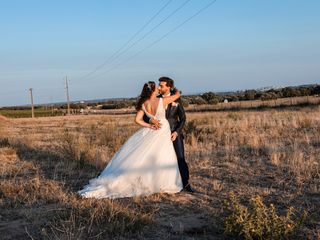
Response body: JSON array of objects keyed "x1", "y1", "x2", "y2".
[{"x1": 159, "y1": 76, "x2": 174, "y2": 88}]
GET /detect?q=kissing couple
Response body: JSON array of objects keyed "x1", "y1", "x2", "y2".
[{"x1": 79, "y1": 77, "x2": 194, "y2": 199}]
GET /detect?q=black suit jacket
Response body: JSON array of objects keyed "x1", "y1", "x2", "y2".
[{"x1": 143, "y1": 94, "x2": 186, "y2": 136}]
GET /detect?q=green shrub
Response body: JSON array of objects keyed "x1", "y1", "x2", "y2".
[{"x1": 223, "y1": 193, "x2": 306, "y2": 239}]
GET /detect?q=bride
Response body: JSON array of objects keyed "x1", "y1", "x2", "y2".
[{"x1": 78, "y1": 81, "x2": 183, "y2": 199}]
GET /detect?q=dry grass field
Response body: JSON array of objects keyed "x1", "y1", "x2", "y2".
[{"x1": 0, "y1": 107, "x2": 320, "y2": 239}]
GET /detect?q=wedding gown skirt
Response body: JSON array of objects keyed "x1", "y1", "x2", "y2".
[{"x1": 78, "y1": 98, "x2": 183, "y2": 199}]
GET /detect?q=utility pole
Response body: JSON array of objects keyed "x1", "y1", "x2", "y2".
[
  {"x1": 29, "y1": 88, "x2": 35, "y2": 118},
  {"x1": 65, "y1": 76, "x2": 70, "y2": 115},
  {"x1": 50, "y1": 96, "x2": 54, "y2": 115}
]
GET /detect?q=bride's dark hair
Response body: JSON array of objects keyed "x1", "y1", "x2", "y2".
[{"x1": 136, "y1": 81, "x2": 156, "y2": 111}]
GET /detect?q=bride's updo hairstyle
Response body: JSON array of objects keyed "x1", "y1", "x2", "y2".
[{"x1": 136, "y1": 81, "x2": 156, "y2": 111}]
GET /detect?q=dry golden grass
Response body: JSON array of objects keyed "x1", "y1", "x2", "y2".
[{"x1": 0, "y1": 107, "x2": 319, "y2": 239}]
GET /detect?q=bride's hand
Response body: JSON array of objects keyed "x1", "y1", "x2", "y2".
[
  {"x1": 150, "y1": 118, "x2": 162, "y2": 130},
  {"x1": 149, "y1": 124, "x2": 157, "y2": 130},
  {"x1": 172, "y1": 87, "x2": 181, "y2": 95}
]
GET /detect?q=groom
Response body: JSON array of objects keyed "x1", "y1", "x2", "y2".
[{"x1": 143, "y1": 76, "x2": 194, "y2": 193}]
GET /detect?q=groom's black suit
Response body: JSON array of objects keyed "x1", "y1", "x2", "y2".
[{"x1": 143, "y1": 93, "x2": 190, "y2": 188}]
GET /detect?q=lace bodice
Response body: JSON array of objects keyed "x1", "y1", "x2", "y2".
[{"x1": 142, "y1": 98, "x2": 166, "y2": 120}]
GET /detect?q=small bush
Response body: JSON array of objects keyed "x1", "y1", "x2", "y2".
[
  {"x1": 0, "y1": 177, "x2": 67, "y2": 207},
  {"x1": 223, "y1": 193, "x2": 306, "y2": 239},
  {"x1": 57, "y1": 129, "x2": 95, "y2": 169},
  {"x1": 42, "y1": 198, "x2": 153, "y2": 239},
  {"x1": 184, "y1": 120, "x2": 203, "y2": 144},
  {"x1": 227, "y1": 113, "x2": 242, "y2": 121},
  {"x1": 0, "y1": 137, "x2": 10, "y2": 148}
]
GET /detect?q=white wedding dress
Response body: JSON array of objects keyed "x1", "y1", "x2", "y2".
[{"x1": 78, "y1": 98, "x2": 183, "y2": 199}]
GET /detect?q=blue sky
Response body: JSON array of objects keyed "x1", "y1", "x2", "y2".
[{"x1": 0, "y1": 0, "x2": 319, "y2": 106}]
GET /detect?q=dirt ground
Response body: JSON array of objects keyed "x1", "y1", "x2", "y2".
[{"x1": 0, "y1": 108, "x2": 319, "y2": 239}]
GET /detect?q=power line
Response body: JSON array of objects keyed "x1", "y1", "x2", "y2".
[
  {"x1": 84, "y1": 0, "x2": 192, "y2": 81},
  {"x1": 0, "y1": 84, "x2": 68, "y2": 107},
  {"x1": 77, "y1": 0, "x2": 173, "y2": 81},
  {"x1": 89, "y1": 0, "x2": 218, "y2": 79},
  {"x1": 1, "y1": 1, "x2": 218, "y2": 105}
]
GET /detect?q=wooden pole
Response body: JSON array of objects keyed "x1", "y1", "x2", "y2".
[
  {"x1": 29, "y1": 88, "x2": 34, "y2": 118},
  {"x1": 65, "y1": 76, "x2": 70, "y2": 115},
  {"x1": 51, "y1": 96, "x2": 54, "y2": 115}
]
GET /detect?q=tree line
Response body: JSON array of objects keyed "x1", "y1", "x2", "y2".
[
  {"x1": 2, "y1": 85, "x2": 319, "y2": 110},
  {"x1": 184, "y1": 84, "x2": 320, "y2": 106}
]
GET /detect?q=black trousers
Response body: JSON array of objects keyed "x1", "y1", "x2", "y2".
[{"x1": 173, "y1": 135, "x2": 190, "y2": 187}]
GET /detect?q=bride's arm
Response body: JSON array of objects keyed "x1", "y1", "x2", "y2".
[
  {"x1": 162, "y1": 90, "x2": 181, "y2": 106},
  {"x1": 135, "y1": 110, "x2": 153, "y2": 128}
]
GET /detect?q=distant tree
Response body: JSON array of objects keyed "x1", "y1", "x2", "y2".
[
  {"x1": 261, "y1": 92, "x2": 278, "y2": 101},
  {"x1": 312, "y1": 85, "x2": 320, "y2": 95},
  {"x1": 264, "y1": 89, "x2": 280, "y2": 99},
  {"x1": 281, "y1": 87, "x2": 299, "y2": 98},
  {"x1": 70, "y1": 103, "x2": 87, "y2": 109},
  {"x1": 114, "y1": 101, "x2": 130, "y2": 109},
  {"x1": 255, "y1": 92, "x2": 262, "y2": 99},
  {"x1": 101, "y1": 105, "x2": 115, "y2": 110},
  {"x1": 201, "y1": 92, "x2": 220, "y2": 104},
  {"x1": 191, "y1": 97, "x2": 207, "y2": 105},
  {"x1": 101, "y1": 100, "x2": 133, "y2": 109},
  {"x1": 244, "y1": 90, "x2": 257, "y2": 100},
  {"x1": 299, "y1": 87, "x2": 312, "y2": 96},
  {"x1": 229, "y1": 94, "x2": 239, "y2": 102}
]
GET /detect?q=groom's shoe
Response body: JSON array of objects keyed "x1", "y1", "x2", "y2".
[{"x1": 182, "y1": 184, "x2": 195, "y2": 193}]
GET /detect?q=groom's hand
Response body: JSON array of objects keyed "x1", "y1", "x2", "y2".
[
  {"x1": 171, "y1": 132, "x2": 178, "y2": 141},
  {"x1": 150, "y1": 118, "x2": 162, "y2": 130}
]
